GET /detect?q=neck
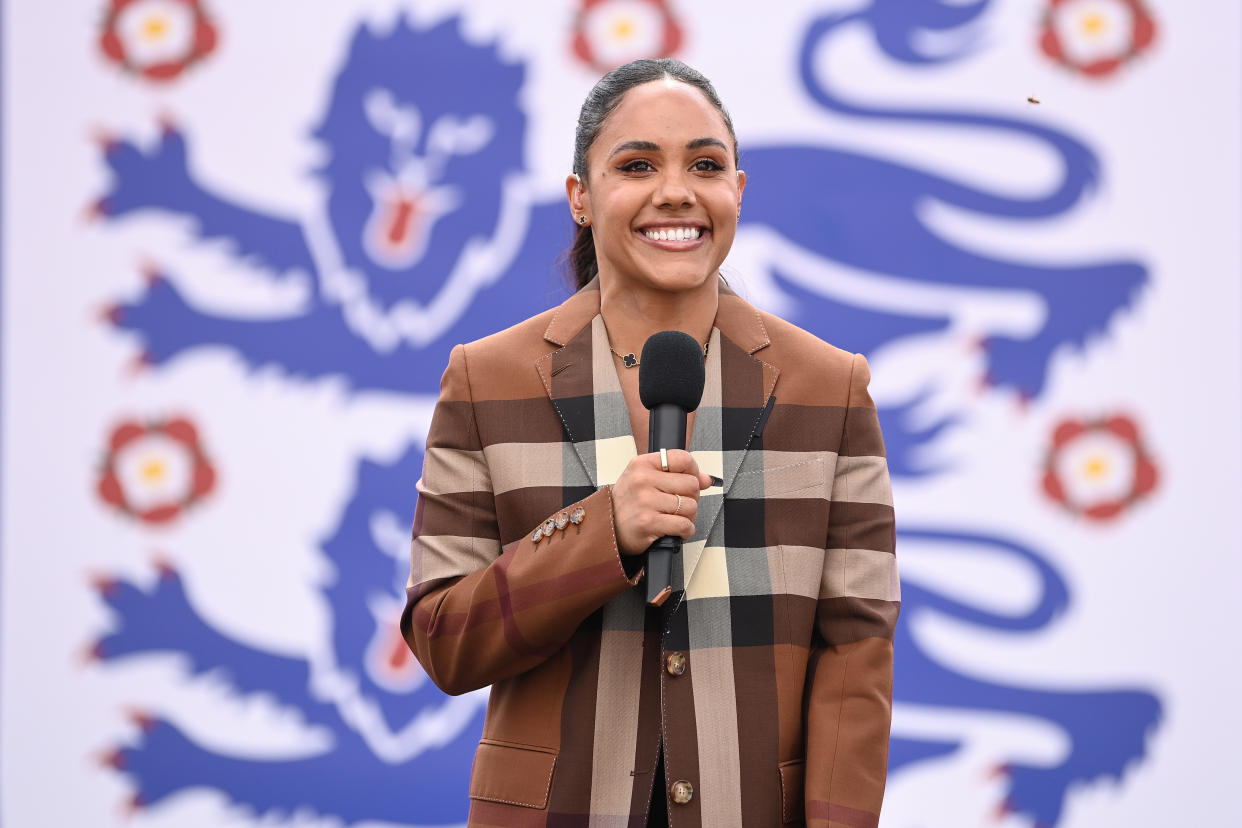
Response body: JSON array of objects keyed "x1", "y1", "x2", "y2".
[{"x1": 598, "y1": 275, "x2": 719, "y2": 354}]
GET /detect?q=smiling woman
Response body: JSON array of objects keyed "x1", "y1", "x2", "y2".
[{"x1": 400, "y1": 59, "x2": 898, "y2": 828}]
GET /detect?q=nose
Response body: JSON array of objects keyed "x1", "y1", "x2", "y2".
[{"x1": 652, "y1": 168, "x2": 696, "y2": 209}]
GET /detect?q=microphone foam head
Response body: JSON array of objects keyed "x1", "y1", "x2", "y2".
[{"x1": 638, "y1": 330, "x2": 706, "y2": 411}]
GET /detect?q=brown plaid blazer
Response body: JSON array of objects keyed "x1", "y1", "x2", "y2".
[{"x1": 401, "y1": 278, "x2": 898, "y2": 827}]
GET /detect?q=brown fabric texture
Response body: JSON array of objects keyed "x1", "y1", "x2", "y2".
[{"x1": 400, "y1": 279, "x2": 899, "y2": 827}]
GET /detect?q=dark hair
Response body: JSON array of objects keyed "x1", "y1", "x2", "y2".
[{"x1": 567, "y1": 59, "x2": 739, "y2": 290}]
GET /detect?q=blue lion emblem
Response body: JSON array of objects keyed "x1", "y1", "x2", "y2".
[{"x1": 92, "y1": 3, "x2": 1160, "y2": 826}]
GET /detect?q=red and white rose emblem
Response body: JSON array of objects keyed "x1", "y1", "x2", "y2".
[
  {"x1": 1041, "y1": 414, "x2": 1158, "y2": 521},
  {"x1": 572, "y1": 0, "x2": 683, "y2": 73},
  {"x1": 99, "y1": 0, "x2": 219, "y2": 82},
  {"x1": 97, "y1": 417, "x2": 217, "y2": 524},
  {"x1": 1039, "y1": 0, "x2": 1156, "y2": 78}
]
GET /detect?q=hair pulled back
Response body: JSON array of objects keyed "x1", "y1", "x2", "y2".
[{"x1": 567, "y1": 59, "x2": 739, "y2": 290}]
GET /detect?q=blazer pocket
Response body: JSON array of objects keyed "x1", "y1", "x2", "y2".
[
  {"x1": 735, "y1": 457, "x2": 826, "y2": 498},
  {"x1": 469, "y1": 739, "x2": 557, "y2": 809},
  {"x1": 778, "y1": 758, "x2": 805, "y2": 824}
]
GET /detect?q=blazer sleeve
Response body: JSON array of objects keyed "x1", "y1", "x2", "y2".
[
  {"x1": 804, "y1": 352, "x2": 900, "y2": 827},
  {"x1": 399, "y1": 344, "x2": 640, "y2": 696}
]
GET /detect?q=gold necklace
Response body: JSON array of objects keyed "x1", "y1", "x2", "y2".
[{"x1": 608, "y1": 339, "x2": 709, "y2": 369}]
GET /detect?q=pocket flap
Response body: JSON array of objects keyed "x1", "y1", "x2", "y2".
[
  {"x1": 778, "y1": 759, "x2": 805, "y2": 824},
  {"x1": 469, "y1": 740, "x2": 557, "y2": 810},
  {"x1": 735, "y1": 457, "x2": 826, "y2": 497}
]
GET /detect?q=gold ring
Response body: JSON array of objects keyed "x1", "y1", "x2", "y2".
[
  {"x1": 672, "y1": 494, "x2": 683, "y2": 517},
  {"x1": 659, "y1": 448, "x2": 669, "y2": 472}
]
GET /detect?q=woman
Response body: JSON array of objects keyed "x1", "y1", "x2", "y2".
[{"x1": 400, "y1": 59, "x2": 898, "y2": 828}]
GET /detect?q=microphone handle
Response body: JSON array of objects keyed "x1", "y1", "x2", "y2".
[{"x1": 645, "y1": 403, "x2": 687, "y2": 606}]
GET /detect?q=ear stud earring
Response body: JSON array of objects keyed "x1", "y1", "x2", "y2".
[{"x1": 579, "y1": 216, "x2": 586, "y2": 224}]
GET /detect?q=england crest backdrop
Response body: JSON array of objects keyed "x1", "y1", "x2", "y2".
[{"x1": 2, "y1": 1, "x2": 1240, "y2": 826}]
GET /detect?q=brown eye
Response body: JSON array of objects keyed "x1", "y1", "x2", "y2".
[
  {"x1": 693, "y1": 159, "x2": 725, "y2": 172},
  {"x1": 619, "y1": 160, "x2": 653, "y2": 173}
]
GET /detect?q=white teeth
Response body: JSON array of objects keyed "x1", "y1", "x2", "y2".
[{"x1": 644, "y1": 227, "x2": 700, "y2": 241}]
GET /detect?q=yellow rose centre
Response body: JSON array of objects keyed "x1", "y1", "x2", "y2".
[
  {"x1": 1080, "y1": 11, "x2": 1107, "y2": 37},
  {"x1": 611, "y1": 18, "x2": 635, "y2": 41},
  {"x1": 1083, "y1": 455, "x2": 1109, "y2": 479},
  {"x1": 142, "y1": 15, "x2": 169, "y2": 42},
  {"x1": 141, "y1": 456, "x2": 167, "y2": 483}
]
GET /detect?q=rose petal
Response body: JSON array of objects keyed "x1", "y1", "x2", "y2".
[
  {"x1": 193, "y1": 17, "x2": 217, "y2": 55},
  {"x1": 1084, "y1": 500, "x2": 1125, "y2": 521},
  {"x1": 101, "y1": 29, "x2": 126, "y2": 62},
  {"x1": 110, "y1": 422, "x2": 147, "y2": 452},
  {"x1": 163, "y1": 417, "x2": 198, "y2": 446},
  {"x1": 140, "y1": 503, "x2": 181, "y2": 523},
  {"x1": 1042, "y1": 469, "x2": 1063, "y2": 501},
  {"x1": 1104, "y1": 415, "x2": 1138, "y2": 443},
  {"x1": 1052, "y1": 419, "x2": 1087, "y2": 448},
  {"x1": 98, "y1": 471, "x2": 127, "y2": 508},
  {"x1": 1133, "y1": 457, "x2": 1158, "y2": 495},
  {"x1": 191, "y1": 461, "x2": 216, "y2": 497},
  {"x1": 1132, "y1": 6, "x2": 1156, "y2": 49}
]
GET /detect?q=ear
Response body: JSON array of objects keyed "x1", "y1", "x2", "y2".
[
  {"x1": 736, "y1": 169, "x2": 747, "y2": 207},
  {"x1": 565, "y1": 173, "x2": 589, "y2": 222}
]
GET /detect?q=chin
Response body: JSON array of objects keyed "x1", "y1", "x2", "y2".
[
  {"x1": 646, "y1": 273, "x2": 714, "y2": 295},
  {"x1": 635, "y1": 261, "x2": 718, "y2": 293}
]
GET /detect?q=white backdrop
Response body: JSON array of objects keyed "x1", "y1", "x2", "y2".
[{"x1": 3, "y1": 1, "x2": 1240, "y2": 825}]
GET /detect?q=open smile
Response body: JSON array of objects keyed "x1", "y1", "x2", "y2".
[{"x1": 636, "y1": 224, "x2": 708, "y2": 250}]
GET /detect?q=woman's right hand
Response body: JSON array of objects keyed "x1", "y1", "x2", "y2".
[{"x1": 611, "y1": 449, "x2": 712, "y2": 557}]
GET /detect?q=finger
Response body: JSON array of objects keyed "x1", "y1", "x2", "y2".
[
  {"x1": 644, "y1": 513, "x2": 697, "y2": 541},
  {"x1": 648, "y1": 449, "x2": 700, "y2": 476},
  {"x1": 653, "y1": 472, "x2": 703, "y2": 499},
  {"x1": 666, "y1": 492, "x2": 698, "y2": 523},
  {"x1": 661, "y1": 449, "x2": 700, "y2": 476}
]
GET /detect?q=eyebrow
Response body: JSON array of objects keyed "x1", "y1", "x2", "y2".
[{"x1": 608, "y1": 137, "x2": 729, "y2": 159}]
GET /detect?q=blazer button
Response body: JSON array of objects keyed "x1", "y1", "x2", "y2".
[
  {"x1": 665, "y1": 652, "x2": 687, "y2": 676},
  {"x1": 670, "y1": 779, "x2": 694, "y2": 805}
]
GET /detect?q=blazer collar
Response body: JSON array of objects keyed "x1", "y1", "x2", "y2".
[{"x1": 535, "y1": 277, "x2": 780, "y2": 589}]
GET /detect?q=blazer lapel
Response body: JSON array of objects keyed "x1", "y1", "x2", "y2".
[
  {"x1": 535, "y1": 280, "x2": 637, "y2": 489},
  {"x1": 682, "y1": 285, "x2": 780, "y2": 590}
]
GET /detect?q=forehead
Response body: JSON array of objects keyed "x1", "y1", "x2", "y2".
[{"x1": 593, "y1": 79, "x2": 732, "y2": 155}]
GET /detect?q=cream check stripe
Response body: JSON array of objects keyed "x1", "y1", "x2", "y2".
[
  {"x1": 418, "y1": 447, "x2": 488, "y2": 495},
  {"x1": 690, "y1": 645, "x2": 744, "y2": 826},
  {"x1": 821, "y1": 547, "x2": 901, "y2": 601},
  {"x1": 831, "y1": 455, "x2": 895, "y2": 505},
  {"x1": 585, "y1": 314, "x2": 647, "y2": 825},
  {"x1": 682, "y1": 328, "x2": 725, "y2": 593},
  {"x1": 589, "y1": 617, "x2": 645, "y2": 822},
  {"x1": 480, "y1": 443, "x2": 573, "y2": 494}
]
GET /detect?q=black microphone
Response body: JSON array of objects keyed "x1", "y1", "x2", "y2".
[{"x1": 638, "y1": 331, "x2": 706, "y2": 606}]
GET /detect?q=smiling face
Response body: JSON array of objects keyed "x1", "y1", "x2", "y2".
[{"x1": 568, "y1": 79, "x2": 745, "y2": 297}]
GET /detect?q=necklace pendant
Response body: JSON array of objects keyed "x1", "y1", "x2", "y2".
[{"x1": 622, "y1": 353, "x2": 638, "y2": 368}]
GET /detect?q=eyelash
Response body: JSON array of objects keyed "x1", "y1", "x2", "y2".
[{"x1": 617, "y1": 159, "x2": 726, "y2": 174}]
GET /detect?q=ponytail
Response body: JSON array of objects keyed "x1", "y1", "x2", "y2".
[{"x1": 568, "y1": 223, "x2": 597, "y2": 290}]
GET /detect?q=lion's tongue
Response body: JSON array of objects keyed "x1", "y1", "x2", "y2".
[
  {"x1": 384, "y1": 194, "x2": 423, "y2": 247},
  {"x1": 387, "y1": 628, "x2": 414, "y2": 671}
]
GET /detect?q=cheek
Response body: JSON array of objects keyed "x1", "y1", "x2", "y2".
[{"x1": 592, "y1": 219, "x2": 633, "y2": 263}]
